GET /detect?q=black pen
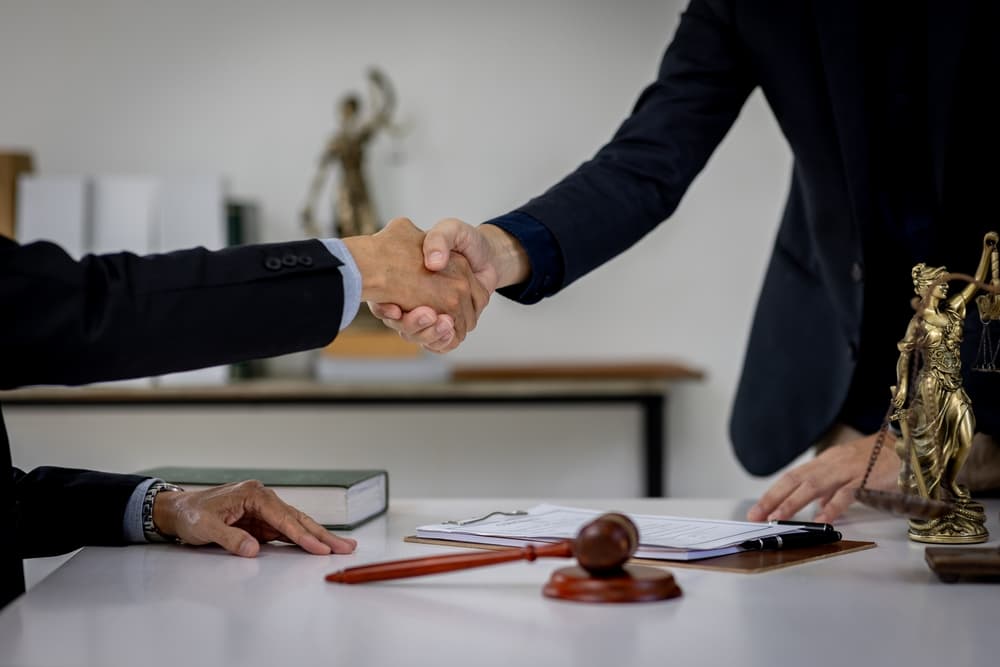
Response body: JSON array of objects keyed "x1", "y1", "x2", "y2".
[
  {"x1": 740, "y1": 530, "x2": 842, "y2": 551},
  {"x1": 769, "y1": 519, "x2": 836, "y2": 533}
]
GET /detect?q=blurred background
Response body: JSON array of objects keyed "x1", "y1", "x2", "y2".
[{"x1": 0, "y1": 0, "x2": 798, "y2": 499}]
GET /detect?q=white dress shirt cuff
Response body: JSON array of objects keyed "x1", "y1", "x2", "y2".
[
  {"x1": 123, "y1": 478, "x2": 159, "y2": 543},
  {"x1": 321, "y1": 238, "x2": 362, "y2": 330}
]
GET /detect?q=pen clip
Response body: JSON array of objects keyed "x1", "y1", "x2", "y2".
[{"x1": 442, "y1": 510, "x2": 528, "y2": 526}]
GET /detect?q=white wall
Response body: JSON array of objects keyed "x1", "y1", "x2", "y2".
[{"x1": 0, "y1": 0, "x2": 798, "y2": 497}]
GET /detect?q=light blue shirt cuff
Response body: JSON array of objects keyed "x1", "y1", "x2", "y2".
[
  {"x1": 123, "y1": 478, "x2": 159, "y2": 543},
  {"x1": 321, "y1": 238, "x2": 362, "y2": 330}
]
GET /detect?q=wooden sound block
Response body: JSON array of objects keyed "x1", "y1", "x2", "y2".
[
  {"x1": 925, "y1": 547, "x2": 1000, "y2": 583},
  {"x1": 542, "y1": 565, "x2": 682, "y2": 603}
]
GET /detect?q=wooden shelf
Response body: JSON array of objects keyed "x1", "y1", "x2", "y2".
[
  {"x1": 451, "y1": 361, "x2": 703, "y2": 382},
  {"x1": 0, "y1": 361, "x2": 702, "y2": 497},
  {"x1": 1, "y1": 361, "x2": 703, "y2": 404}
]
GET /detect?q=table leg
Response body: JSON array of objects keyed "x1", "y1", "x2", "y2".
[{"x1": 641, "y1": 395, "x2": 665, "y2": 497}]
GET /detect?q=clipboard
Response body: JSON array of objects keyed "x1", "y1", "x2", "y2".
[{"x1": 403, "y1": 535, "x2": 876, "y2": 574}]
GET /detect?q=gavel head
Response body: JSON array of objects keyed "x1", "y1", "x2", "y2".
[{"x1": 573, "y1": 513, "x2": 639, "y2": 575}]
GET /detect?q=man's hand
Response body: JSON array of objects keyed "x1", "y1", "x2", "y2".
[
  {"x1": 746, "y1": 432, "x2": 901, "y2": 524},
  {"x1": 152, "y1": 480, "x2": 357, "y2": 557},
  {"x1": 369, "y1": 218, "x2": 530, "y2": 352},
  {"x1": 343, "y1": 217, "x2": 491, "y2": 346}
]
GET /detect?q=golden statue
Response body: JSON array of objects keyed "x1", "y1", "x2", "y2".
[
  {"x1": 890, "y1": 231, "x2": 999, "y2": 543},
  {"x1": 301, "y1": 68, "x2": 396, "y2": 239}
]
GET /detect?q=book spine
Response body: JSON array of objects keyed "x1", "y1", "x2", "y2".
[{"x1": 0, "y1": 152, "x2": 34, "y2": 239}]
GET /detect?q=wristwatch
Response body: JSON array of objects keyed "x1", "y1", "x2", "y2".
[{"x1": 141, "y1": 481, "x2": 185, "y2": 543}]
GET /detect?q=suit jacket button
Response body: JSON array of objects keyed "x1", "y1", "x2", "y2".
[
  {"x1": 282, "y1": 253, "x2": 298, "y2": 267},
  {"x1": 264, "y1": 256, "x2": 282, "y2": 271},
  {"x1": 850, "y1": 262, "x2": 863, "y2": 283},
  {"x1": 298, "y1": 254, "x2": 314, "y2": 267}
]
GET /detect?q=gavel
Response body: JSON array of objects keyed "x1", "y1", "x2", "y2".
[{"x1": 326, "y1": 513, "x2": 682, "y2": 603}]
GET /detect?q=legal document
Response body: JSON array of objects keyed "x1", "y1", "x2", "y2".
[{"x1": 416, "y1": 504, "x2": 805, "y2": 560}]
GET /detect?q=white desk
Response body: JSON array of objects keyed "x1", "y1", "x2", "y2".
[{"x1": 1, "y1": 498, "x2": 998, "y2": 667}]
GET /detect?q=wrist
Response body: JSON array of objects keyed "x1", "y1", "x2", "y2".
[
  {"x1": 480, "y1": 223, "x2": 530, "y2": 287},
  {"x1": 341, "y1": 235, "x2": 386, "y2": 301},
  {"x1": 149, "y1": 486, "x2": 185, "y2": 541}
]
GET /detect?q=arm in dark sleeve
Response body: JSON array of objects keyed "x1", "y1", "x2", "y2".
[
  {"x1": 508, "y1": 0, "x2": 756, "y2": 295},
  {"x1": 486, "y1": 212, "x2": 565, "y2": 305},
  {"x1": 0, "y1": 237, "x2": 345, "y2": 388},
  {"x1": 12, "y1": 466, "x2": 148, "y2": 558}
]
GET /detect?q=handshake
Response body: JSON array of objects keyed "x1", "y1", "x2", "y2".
[{"x1": 342, "y1": 217, "x2": 530, "y2": 351}]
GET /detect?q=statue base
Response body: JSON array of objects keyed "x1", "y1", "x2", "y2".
[{"x1": 907, "y1": 497, "x2": 989, "y2": 544}]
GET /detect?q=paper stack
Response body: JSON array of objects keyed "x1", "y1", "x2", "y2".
[{"x1": 416, "y1": 504, "x2": 807, "y2": 561}]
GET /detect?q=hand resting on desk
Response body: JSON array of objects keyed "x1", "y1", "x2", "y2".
[
  {"x1": 747, "y1": 432, "x2": 901, "y2": 524},
  {"x1": 152, "y1": 480, "x2": 357, "y2": 557}
]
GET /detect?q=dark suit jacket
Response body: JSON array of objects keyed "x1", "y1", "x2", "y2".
[
  {"x1": 514, "y1": 0, "x2": 979, "y2": 476},
  {"x1": 1, "y1": 236, "x2": 345, "y2": 608}
]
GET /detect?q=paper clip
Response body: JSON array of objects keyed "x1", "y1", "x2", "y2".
[{"x1": 443, "y1": 510, "x2": 528, "y2": 526}]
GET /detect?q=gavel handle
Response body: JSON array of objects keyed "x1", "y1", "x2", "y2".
[{"x1": 326, "y1": 541, "x2": 574, "y2": 584}]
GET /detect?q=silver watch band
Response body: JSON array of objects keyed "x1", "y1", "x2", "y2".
[{"x1": 141, "y1": 481, "x2": 185, "y2": 543}]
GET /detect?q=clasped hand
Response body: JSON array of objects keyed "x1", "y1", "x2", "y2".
[
  {"x1": 343, "y1": 217, "x2": 495, "y2": 346},
  {"x1": 366, "y1": 218, "x2": 525, "y2": 352}
]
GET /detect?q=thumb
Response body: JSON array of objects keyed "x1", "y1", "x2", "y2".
[
  {"x1": 423, "y1": 218, "x2": 469, "y2": 271},
  {"x1": 203, "y1": 518, "x2": 261, "y2": 557}
]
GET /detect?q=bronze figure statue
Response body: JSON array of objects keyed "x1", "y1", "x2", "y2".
[
  {"x1": 301, "y1": 68, "x2": 396, "y2": 238},
  {"x1": 890, "y1": 231, "x2": 999, "y2": 543}
]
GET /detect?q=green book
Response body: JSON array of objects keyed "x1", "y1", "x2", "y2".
[{"x1": 138, "y1": 467, "x2": 388, "y2": 530}]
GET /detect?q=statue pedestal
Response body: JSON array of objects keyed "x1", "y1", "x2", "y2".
[{"x1": 908, "y1": 496, "x2": 989, "y2": 544}]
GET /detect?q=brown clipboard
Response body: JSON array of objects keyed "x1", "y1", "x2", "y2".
[{"x1": 403, "y1": 535, "x2": 876, "y2": 574}]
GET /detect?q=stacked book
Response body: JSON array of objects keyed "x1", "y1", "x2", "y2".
[{"x1": 139, "y1": 467, "x2": 388, "y2": 530}]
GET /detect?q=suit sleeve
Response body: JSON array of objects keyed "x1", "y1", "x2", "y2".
[
  {"x1": 517, "y1": 0, "x2": 756, "y2": 292},
  {"x1": 0, "y1": 237, "x2": 345, "y2": 388},
  {"x1": 11, "y1": 466, "x2": 147, "y2": 558}
]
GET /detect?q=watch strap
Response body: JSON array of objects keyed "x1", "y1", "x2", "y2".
[{"x1": 141, "y1": 481, "x2": 185, "y2": 543}]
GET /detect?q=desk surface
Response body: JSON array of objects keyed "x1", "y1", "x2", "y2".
[{"x1": 2, "y1": 498, "x2": 997, "y2": 667}]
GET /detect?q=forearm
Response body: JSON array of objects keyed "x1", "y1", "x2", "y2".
[
  {"x1": 958, "y1": 234, "x2": 998, "y2": 304},
  {"x1": 894, "y1": 355, "x2": 910, "y2": 399},
  {"x1": 0, "y1": 239, "x2": 344, "y2": 388},
  {"x1": 518, "y1": 0, "x2": 754, "y2": 287},
  {"x1": 13, "y1": 466, "x2": 146, "y2": 557}
]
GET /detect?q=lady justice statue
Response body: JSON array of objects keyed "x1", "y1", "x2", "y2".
[
  {"x1": 301, "y1": 68, "x2": 396, "y2": 238},
  {"x1": 890, "y1": 231, "x2": 999, "y2": 543}
]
